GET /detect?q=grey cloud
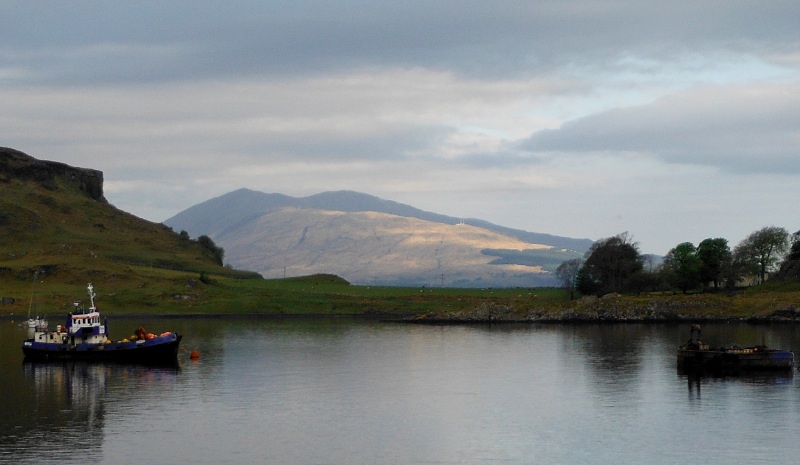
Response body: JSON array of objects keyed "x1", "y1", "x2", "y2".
[
  {"x1": 2, "y1": 1, "x2": 798, "y2": 86},
  {"x1": 521, "y1": 83, "x2": 800, "y2": 174},
  {"x1": 225, "y1": 124, "x2": 453, "y2": 162}
]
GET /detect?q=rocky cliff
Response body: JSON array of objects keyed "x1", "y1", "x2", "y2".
[{"x1": 0, "y1": 147, "x2": 106, "y2": 202}]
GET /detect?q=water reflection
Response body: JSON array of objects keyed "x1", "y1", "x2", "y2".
[
  {"x1": 0, "y1": 362, "x2": 179, "y2": 464},
  {"x1": 25, "y1": 362, "x2": 108, "y2": 417},
  {"x1": 3, "y1": 320, "x2": 800, "y2": 465},
  {"x1": 680, "y1": 369, "x2": 794, "y2": 400}
]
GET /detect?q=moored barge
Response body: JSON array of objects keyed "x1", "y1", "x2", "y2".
[{"x1": 677, "y1": 324, "x2": 793, "y2": 372}]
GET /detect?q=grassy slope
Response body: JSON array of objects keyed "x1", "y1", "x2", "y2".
[
  {"x1": 0, "y1": 174, "x2": 260, "y2": 316},
  {"x1": 0, "y1": 170, "x2": 563, "y2": 319},
  {"x1": 1, "y1": 168, "x2": 798, "y2": 321}
]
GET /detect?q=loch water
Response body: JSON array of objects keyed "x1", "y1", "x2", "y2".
[{"x1": 2, "y1": 319, "x2": 800, "y2": 465}]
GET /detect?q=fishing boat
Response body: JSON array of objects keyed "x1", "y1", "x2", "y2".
[
  {"x1": 22, "y1": 283, "x2": 182, "y2": 364},
  {"x1": 677, "y1": 324, "x2": 794, "y2": 373}
]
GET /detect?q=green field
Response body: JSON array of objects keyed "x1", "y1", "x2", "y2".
[
  {"x1": 1, "y1": 269, "x2": 570, "y2": 319},
  {"x1": 5, "y1": 268, "x2": 800, "y2": 322},
  {"x1": 2, "y1": 154, "x2": 799, "y2": 322}
]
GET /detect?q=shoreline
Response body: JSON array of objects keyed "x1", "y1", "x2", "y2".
[
  {"x1": 4, "y1": 311, "x2": 799, "y2": 324},
  {"x1": 5, "y1": 289, "x2": 800, "y2": 324}
]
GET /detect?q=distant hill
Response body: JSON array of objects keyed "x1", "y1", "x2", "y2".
[
  {"x1": 0, "y1": 147, "x2": 259, "y2": 315},
  {"x1": 166, "y1": 189, "x2": 592, "y2": 287},
  {"x1": 168, "y1": 188, "x2": 593, "y2": 251}
]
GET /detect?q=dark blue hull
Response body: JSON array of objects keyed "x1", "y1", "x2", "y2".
[
  {"x1": 22, "y1": 333, "x2": 182, "y2": 365},
  {"x1": 677, "y1": 346, "x2": 794, "y2": 373}
]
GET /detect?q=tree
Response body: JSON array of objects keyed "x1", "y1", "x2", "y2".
[
  {"x1": 663, "y1": 242, "x2": 701, "y2": 293},
  {"x1": 577, "y1": 232, "x2": 643, "y2": 295},
  {"x1": 728, "y1": 242, "x2": 759, "y2": 287},
  {"x1": 736, "y1": 226, "x2": 789, "y2": 284},
  {"x1": 788, "y1": 230, "x2": 800, "y2": 261},
  {"x1": 626, "y1": 268, "x2": 663, "y2": 295},
  {"x1": 640, "y1": 254, "x2": 661, "y2": 274},
  {"x1": 556, "y1": 258, "x2": 583, "y2": 300},
  {"x1": 773, "y1": 230, "x2": 800, "y2": 280},
  {"x1": 197, "y1": 234, "x2": 225, "y2": 266},
  {"x1": 696, "y1": 238, "x2": 731, "y2": 290}
]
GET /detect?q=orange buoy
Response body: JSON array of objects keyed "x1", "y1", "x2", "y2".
[{"x1": 189, "y1": 349, "x2": 200, "y2": 360}]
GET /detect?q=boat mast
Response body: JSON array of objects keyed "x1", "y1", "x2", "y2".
[
  {"x1": 87, "y1": 283, "x2": 96, "y2": 310},
  {"x1": 28, "y1": 270, "x2": 40, "y2": 319}
]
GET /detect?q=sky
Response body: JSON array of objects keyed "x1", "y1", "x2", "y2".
[{"x1": 2, "y1": 1, "x2": 799, "y2": 255}]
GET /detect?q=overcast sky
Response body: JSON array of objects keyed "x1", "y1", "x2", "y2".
[{"x1": 2, "y1": 1, "x2": 799, "y2": 255}]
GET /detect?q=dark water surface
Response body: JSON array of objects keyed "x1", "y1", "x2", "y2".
[{"x1": 2, "y1": 319, "x2": 800, "y2": 464}]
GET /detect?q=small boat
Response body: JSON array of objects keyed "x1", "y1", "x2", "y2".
[
  {"x1": 22, "y1": 283, "x2": 182, "y2": 364},
  {"x1": 26, "y1": 316, "x2": 47, "y2": 330},
  {"x1": 677, "y1": 324, "x2": 794, "y2": 373}
]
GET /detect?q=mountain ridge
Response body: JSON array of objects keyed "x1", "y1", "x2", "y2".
[
  {"x1": 165, "y1": 189, "x2": 592, "y2": 287},
  {"x1": 168, "y1": 188, "x2": 593, "y2": 251}
]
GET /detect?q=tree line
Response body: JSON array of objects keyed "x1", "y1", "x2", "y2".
[
  {"x1": 556, "y1": 226, "x2": 800, "y2": 298},
  {"x1": 178, "y1": 229, "x2": 225, "y2": 266}
]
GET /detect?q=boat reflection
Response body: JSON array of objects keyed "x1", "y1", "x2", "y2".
[
  {"x1": 679, "y1": 369, "x2": 793, "y2": 401},
  {"x1": 24, "y1": 362, "x2": 109, "y2": 417},
  {"x1": 0, "y1": 362, "x2": 179, "y2": 461}
]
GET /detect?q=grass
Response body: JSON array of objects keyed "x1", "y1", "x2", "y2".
[
  {"x1": 1, "y1": 268, "x2": 573, "y2": 318},
  {"x1": 0, "y1": 173, "x2": 571, "y2": 320},
  {"x1": 2, "y1": 167, "x2": 799, "y2": 321},
  {"x1": 0, "y1": 173, "x2": 259, "y2": 317},
  {"x1": 5, "y1": 255, "x2": 800, "y2": 321}
]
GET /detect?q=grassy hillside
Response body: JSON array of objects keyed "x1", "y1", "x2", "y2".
[
  {"x1": 0, "y1": 156, "x2": 261, "y2": 317},
  {"x1": 0, "y1": 149, "x2": 571, "y2": 319},
  {"x1": 2, "y1": 150, "x2": 797, "y2": 322}
]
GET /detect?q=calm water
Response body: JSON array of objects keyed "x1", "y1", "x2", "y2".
[{"x1": 2, "y1": 318, "x2": 800, "y2": 465}]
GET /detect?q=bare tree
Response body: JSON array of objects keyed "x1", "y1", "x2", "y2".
[
  {"x1": 735, "y1": 226, "x2": 789, "y2": 284},
  {"x1": 556, "y1": 258, "x2": 583, "y2": 299}
]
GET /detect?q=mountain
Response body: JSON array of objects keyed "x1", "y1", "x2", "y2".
[
  {"x1": 165, "y1": 189, "x2": 592, "y2": 287},
  {"x1": 0, "y1": 147, "x2": 259, "y2": 315}
]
